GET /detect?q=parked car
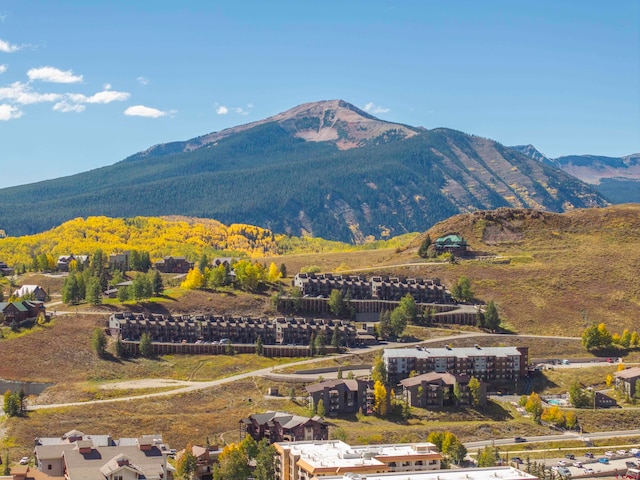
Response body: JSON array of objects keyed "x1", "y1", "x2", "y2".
[
  {"x1": 565, "y1": 454, "x2": 576, "y2": 460},
  {"x1": 557, "y1": 460, "x2": 568, "y2": 467},
  {"x1": 557, "y1": 467, "x2": 572, "y2": 477},
  {"x1": 19, "y1": 457, "x2": 29, "y2": 465},
  {"x1": 627, "y1": 461, "x2": 639, "y2": 468},
  {"x1": 583, "y1": 468, "x2": 594, "y2": 474},
  {"x1": 617, "y1": 450, "x2": 628, "y2": 455},
  {"x1": 512, "y1": 457, "x2": 523, "y2": 464},
  {"x1": 605, "y1": 451, "x2": 615, "y2": 457},
  {"x1": 584, "y1": 452, "x2": 595, "y2": 458},
  {"x1": 573, "y1": 461, "x2": 583, "y2": 468},
  {"x1": 598, "y1": 457, "x2": 610, "y2": 464},
  {"x1": 514, "y1": 437, "x2": 527, "y2": 443}
]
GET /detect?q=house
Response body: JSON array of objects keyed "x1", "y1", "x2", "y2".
[
  {"x1": 594, "y1": 391, "x2": 618, "y2": 408},
  {"x1": 383, "y1": 345, "x2": 528, "y2": 392},
  {"x1": 614, "y1": 366, "x2": 640, "y2": 398},
  {"x1": 0, "y1": 301, "x2": 46, "y2": 324},
  {"x1": 176, "y1": 445, "x2": 219, "y2": 480},
  {"x1": 399, "y1": 372, "x2": 487, "y2": 408},
  {"x1": 33, "y1": 429, "x2": 173, "y2": 480},
  {"x1": 273, "y1": 440, "x2": 443, "y2": 480},
  {"x1": 306, "y1": 379, "x2": 374, "y2": 415},
  {"x1": 56, "y1": 254, "x2": 89, "y2": 272},
  {"x1": 212, "y1": 257, "x2": 238, "y2": 268},
  {"x1": 0, "y1": 261, "x2": 14, "y2": 276},
  {"x1": 109, "y1": 252, "x2": 130, "y2": 271},
  {"x1": 434, "y1": 233, "x2": 468, "y2": 256},
  {"x1": 13, "y1": 285, "x2": 47, "y2": 302},
  {"x1": 154, "y1": 256, "x2": 194, "y2": 274},
  {"x1": 239, "y1": 411, "x2": 328, "y2": 443}
]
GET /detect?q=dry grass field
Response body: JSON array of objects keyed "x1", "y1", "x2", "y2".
[{"x1": 2, "y1": 205, "x2": 640, "y2": 459}]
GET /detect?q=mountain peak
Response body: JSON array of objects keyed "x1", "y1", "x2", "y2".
[{"x1": 184, "y1": 99, "x2": 419, "y2": 152}]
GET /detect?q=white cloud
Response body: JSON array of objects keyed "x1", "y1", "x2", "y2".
[
  {"x1": 0, "y1": 81, "x2": 61, "y2": 104},
  {"x1": 86, "y1": 90, "x2": 130, "y2": 104},
  {"x1": 0, "y1": 65, "x2": 6, "y2": 74},
  {"x1": 216, "y1": 105, "x2": 229, "y2": 115},
  {"x1": 104, "y1": 83, "x2": 112, "y2": 90},
  {"x1": 235, "y1": 107, "x2": 249, "y2": 115},
  {"x1": 124, "y1": 105, "x2": 169, "y2": 118},
  {"x1": 363, "y1": 102, "x2": 390, "y2": 114},
  {"x1": 53, "y1": 101, "x2": 86, "y2": 113},
  {"x1": 137, "y1": 76, "x2": 149, "y2": 85},
  {"x1": 27, "y1": 66, "x2": 83, "y2": 83},
  {"x1": 0, "y1": 104, "x2": 23, "y2": 120},
  {"x1": 0, "y1": 38, "x2": 19, "y2": 53}
]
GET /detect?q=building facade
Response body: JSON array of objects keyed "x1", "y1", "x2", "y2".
[
  {"x1": 384, "y1": 345, "x2": 528, "y2": 392},
  {"x1": 274, "y1": 441, "x2": 442, "y2": 480},
  {"x1": 240, "y1": 412, "x2": 328, "y2": 444},
  {"x1": 399, "y1": 372, "x2": 487, "y2": 408},
  {"x1": 306, "y1": 379, "x2": 374, "y2": 415}
]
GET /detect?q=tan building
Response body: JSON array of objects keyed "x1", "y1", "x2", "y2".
[
  {"x1": 33, "y1": 429, "x2": 173, "y2": 480},
  {"x1": 274, "y1": 441, "x2": 442, "y2": 480},
  {"x1": 614, "y1": 366, "x2": 640, "y2": 398}
]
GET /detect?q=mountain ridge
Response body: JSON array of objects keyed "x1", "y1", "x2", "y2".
[{"x1": 0, "y1": 100, "x2": 608, "y2": 242}]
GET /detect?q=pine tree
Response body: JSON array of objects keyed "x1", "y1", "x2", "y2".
[
  {"x1": 139, "y1": 332, "x2": 153, "y2": 358},
  {"x1": 91, "y1": 328, "x2": 107, "y2": 357}
]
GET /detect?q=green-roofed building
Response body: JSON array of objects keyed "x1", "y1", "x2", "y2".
[{"x1": 434, "y1": 233, "x2": 468, "y2": 256}]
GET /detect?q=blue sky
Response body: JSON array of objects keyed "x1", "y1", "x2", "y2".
[{"x1": 0, "y1": 0, "x2": 638, "y2": 188}]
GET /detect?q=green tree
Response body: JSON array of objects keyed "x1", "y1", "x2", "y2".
[
  {"x1": 62, "y1": 274, "x2": 81, "y2": 305},
  {"x1": 117, "y1": 285, "x2": 130, "y2": 302},
  {"x1": 314, "y1": 330, "x2": 327, "y2": 356},
  {"x1": 328, "y1": 289, "x2": 345, "y2": 317},
  {"x1": 240, "y1": 434, "x2": 258, "y2": 459},
  {"x1": 85, "y1": 276, "x2": 102, "y2": 305},
  {"x1": 477, "y1": 446, "x2": 498, "y2": 467},
  {"x1": 569, "y1": 382, "x2": 592, "y2": 408},
  {"x1": 418, "y1": 234, "x2": 432, "y2": 258},
  {"x1": 3, "y1": 390, "x2": 20, "y2": 417},
  {"x1": 309, "y1": 332, "x2": 316, "y2": 356},
  {"x1": 208, "y1": 264, "x2": 228, "y2": 289},
  {"x1": 316, "y1": 398, "x2": 326, "y2": 417},
  {"x1": 390, "y1": 307, "x2": 408, "y2": 338},
  {"x1": 525, "y1": 392, "x2": 543, "y2": 421},
  {"x1": 442, "y1": 432, "x2": 467, "y2": 465},
  {"x1": 290, "y1": 288, "x2": 303, "y2": 312},
  {"x1": 278, "y1": 263, "x2": 287, "y2": 278},
  {"x1": 484, "y1": 300, "x2": 501, "y2": 331},
  {"x1": 3, "y1": 453, "x2": 10, "y2": 475},
  {"x1": 139, "y1": 332, "x2": 153, "y2": 358},
  {"x1": 452, "y1": 275, "x2": 473, "y2": 302},
  {"x1": 176, "y1": 444, "x2": 197, "y2": 480},
  {"x1": 631, "y1": 331, "x2": 640, "y2": 347},
  {"x1": 114, "y1": 337, "x2": 125, "y2": 358},
  {"x1": 331, "y1": 327, "x2": 342, "y2": 349},
  {"x1": 91, "y1": 327, "x2": 107, "y2": 357},
  {"x1": 215, "y1": 444, "x2": 250, "y2": 480},
  {"x1": 398, "y1": 293, "x2": 418, "y2": 323},
  {"x1": 634, "y1": 380, "x2": 640, "y2": 404},
  {"x1": 254, "y1": 439, "x2": 276, "y2": 480},
  {"x1": 152, "y1": 270, "x2": 164, "y2": 296},
  {"x1": 376, "y1": 310, "x2": 393, "y2": 340},
  {"x1": 234, "y1": 260, "x2": 265, "y2": 291},
  {"x1": 255, "y1": 335, "x2": 264, "y2": 356},
  {"x1": 581, "y1": 323, "x2": 612, "y2": 350},
  {"x1": 427, "y1": 431, "x2": 445, "y2": 451}
]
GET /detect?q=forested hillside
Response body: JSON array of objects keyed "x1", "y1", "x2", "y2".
[{"x1": 0, "y1": 100, "x2": 607, "y2": 242}]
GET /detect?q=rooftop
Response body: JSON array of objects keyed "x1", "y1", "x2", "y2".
[
  {"x1": 315, "y1": 466, "x2": 537, "y2": 480},
  {"x1": 383, "y1": 346, "x2": 522, "y2": 359}
]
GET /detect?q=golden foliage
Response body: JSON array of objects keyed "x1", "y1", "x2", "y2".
[{"x1": 0, "y1": 216, "x2": 282, "y2": 266}]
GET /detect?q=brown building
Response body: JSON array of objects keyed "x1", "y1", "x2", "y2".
[
  {"x1": 306, "y1": 379, "x2": 374, "y2": 415},
  {"x1": 154, "y1": 256, "x2": 194, "y2": 274},
  {"x1": 384, "y1": 345, "x2": 528, "y2": 393},
  {"x1": 0, "y1": 301, "x2": 46, "y2": 324},
  {"x1": 614, "y1": 366, "x2": 640, "y2": 399},
  {"x1": 399, "y1": 372, "x2": 487, "y2": 408},
  {"x1": 240, "y1": 412, "x2": 328, "y2": 444}
]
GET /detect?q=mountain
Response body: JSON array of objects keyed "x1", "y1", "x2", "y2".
[
  {"x1": 0, "y1": 100, "x2": 608, "y2": 243},
  {"x1": 511, "y1": 145, "x2": 640, "y2": 204}
]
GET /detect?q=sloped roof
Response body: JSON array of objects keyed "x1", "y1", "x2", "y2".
[
  {"x1": 306, "y1": 379, "x2": 361, "y2": 394},
  {"x1": 615, "y1": 366, "x2": 640, "y2": 379}
]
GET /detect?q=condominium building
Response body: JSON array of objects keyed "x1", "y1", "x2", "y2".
[
  {"x1": 274, "y1": 440, "x2": 442, "y2": 480},
  {"x1": 383, "y1": 345, "x2": 528, "y2": 392}
]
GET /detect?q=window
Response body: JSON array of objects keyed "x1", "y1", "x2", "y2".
[{"x1": 47, "y1": 465, "x2": 52, "y2": 470}]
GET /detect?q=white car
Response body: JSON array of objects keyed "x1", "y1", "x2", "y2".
[
  {"x1": 19, "y1": 457, "x2": 29, "y2": 465},
  {"x1": 557, "y1": 460, "x2": 567, "y2": 466},
  {"x1": 617, "y1": 450, "x2": 627, "y2": 455},
  {"x1": 573, "y1": 461, "x2": 583, "y2": 468},
  {"x1": 583, "y1": 468, "x2": 594, "y2": 474},
  {"x1": 605, "y1": 451, "x2": 615, "y2": 457}
]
